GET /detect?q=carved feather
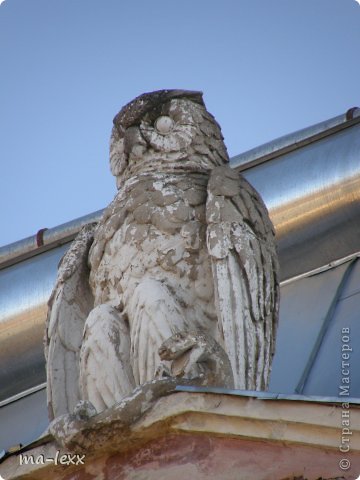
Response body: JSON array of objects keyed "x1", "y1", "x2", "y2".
[
  {"x1": 206, "y1": 165, "x2": 279, "y2": 390},
  {"x1": 45, "y1": 223, "x2": 96, "y2": 419},
  {"x1": 79, "y1": 304, "x2": 135, "y2": 412}
]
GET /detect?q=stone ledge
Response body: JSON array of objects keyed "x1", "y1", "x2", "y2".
[
  {"x1": 136, "y1": 391, "x2": 360, "y2": 451},
  {"x1": 1, "y1": 390, "x2": 359, "y2": 480}
]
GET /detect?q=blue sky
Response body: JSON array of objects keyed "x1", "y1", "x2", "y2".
[{"x1": 1, "y1": 0, "x2": 359, "y2": 246}]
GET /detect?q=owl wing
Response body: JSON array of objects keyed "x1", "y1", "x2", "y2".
[
  {"x1": 45, "y1": 223, "x2": 96, "y2": 419},
  {"x1": 206, "y1": 165, "x2": 279, "y2": 390}
]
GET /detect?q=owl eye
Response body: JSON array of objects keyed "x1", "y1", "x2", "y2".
[{"x1": 155, "y1": 116, "x2": 174, "y2": 135}]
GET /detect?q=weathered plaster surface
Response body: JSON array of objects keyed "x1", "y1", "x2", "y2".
[
  {"x1": 1, "y1": 392, "x2": 359, "y2": 480},
  {"x1": 2, "y1": 435, "x2": 357, "y2": 480},
  {"x1": 79, "y1": 435, "x2": 360, "y2": 480}
]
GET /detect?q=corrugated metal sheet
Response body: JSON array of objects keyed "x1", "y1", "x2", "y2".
[
  {"x1": 0, "y1": 246, "x2": 68, "y2": 402},
  {"x1": 270, "y1": 258, "x2": 360, "y2": 397},
  {"x1": 303, "y1": 259, "x2": 360, "y2": 396},
  {"x1": 269, "y1": 261, "x2": 350, "y2": 394},
  {"x1": 0, "y1": 389, "x2": 47, "y2": 452},
  {"x1": 2, "y1": 109, "x2": 360, "y2": 280}
]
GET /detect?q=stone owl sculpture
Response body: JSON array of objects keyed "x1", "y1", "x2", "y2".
[{"x1": 45, "y1": 89, "x2": 279, "y2": 420}]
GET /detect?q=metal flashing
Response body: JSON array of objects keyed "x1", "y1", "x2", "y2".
[
  {"x1": 0, "y1": 107, "x2": 360, "y2": 281},
  {"x1": 0, "y1": 383, "x2": 46, "y2": 409},
  {"x1": 280, "y1": 251, "x2": 360, "y2": 285},
  {"x1": 0, "y1": 210, "x2": 103, "y2": 270},
  {"x1": 175, "y1": 385, "x2": 360, "y2": 405},
  {"x1": 231, "y1": 107, "x2": 360, "y2": 171}
]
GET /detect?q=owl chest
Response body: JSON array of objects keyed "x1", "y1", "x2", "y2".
[
  {"x1": 92, "y1": 174, "x2": 212, "y2": 304},
  {"x1": 109, "y1": 193, "x2": 207, "y2": 277}
]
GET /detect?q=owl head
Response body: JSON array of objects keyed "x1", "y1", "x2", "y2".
[{"x1": 110, "y1": 89, "x2": 229, "y2": 189}]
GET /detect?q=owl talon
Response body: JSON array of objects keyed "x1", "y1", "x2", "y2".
[
  {"x1": 158, "y1": 331, "x2": 234, "y2": 388},
  {"x1": 73, "y1": 400, "x2": 97, "y2": 421},
  {"x1": 155, "y1": 363, "x2": 172, "y2": 379}
]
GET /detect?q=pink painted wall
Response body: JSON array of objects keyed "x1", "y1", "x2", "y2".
[{"x1": 59, "y1": 434, "x2": 360, "y2": 480}]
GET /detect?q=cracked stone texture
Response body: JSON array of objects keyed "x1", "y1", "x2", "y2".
[{"x1": 45, "y1": 89, "x2": 279, "y2": 424}]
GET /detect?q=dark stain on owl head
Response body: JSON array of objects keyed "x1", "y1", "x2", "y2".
[{"x1": 113, "y1": 89, "x2": 204, "y2": 135}]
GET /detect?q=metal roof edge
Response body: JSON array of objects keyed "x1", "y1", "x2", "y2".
[
  {"x1": 0, "y1": 210, "x2": 104, "y2": 270},
  {"x1": 231, "y1": 107, "x2": 360, "y2": 171},
  {"x1": 175, "y1": 385, "x2": 360, "y2": 405},
  {"x1": 1, "y1": 107, "x2": 360, "y2": 272},
  {"x1": 2, "y1": 381, "x2": 358, "y2": 410},
  {"x1": 280, "y1": 251, "x2": 360, "y2": 286},
  {"x1": 0, "y1": 383, "x2": 47, "y2": 408}
]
